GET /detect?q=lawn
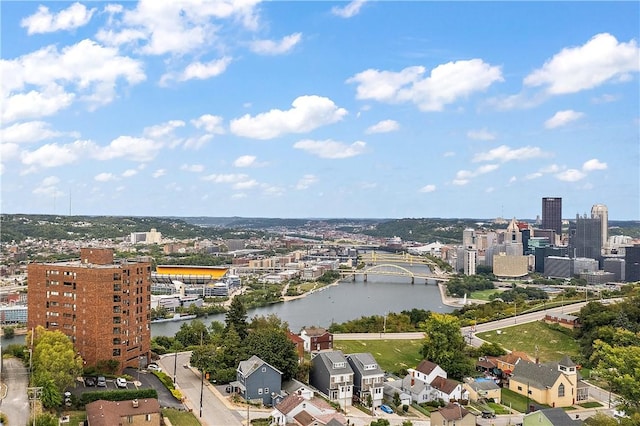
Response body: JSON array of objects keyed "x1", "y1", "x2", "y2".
[
  {"x1": 61, "y1": 411, "x2": 86, "y2": 426},
  {"x1": 475, "y1": 321, "x2": 580, "y2": 362},
  {"x1": 162, "y1": 408, "x2": 202, "y2": 426},
  {"x1": 333, "y1": 339, "x2": 424, "y2": 375},
  {"x1": 469, "y1": 289, "x2": 502, "y2": 300},
  {"x1": 501, "y1": 388, "x2": 550, "y2": 413}
]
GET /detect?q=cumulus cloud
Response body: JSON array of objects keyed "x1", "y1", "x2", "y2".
[
  {"x1": 582, "y1": 158, "x2": 607, "y2": 171},
  {"x1": 233, "y1": 155, "x2": 265, "y2": 168},
  {"x1": 332, "y1": 0, "x2": 367, "y2": 18},
  {"x1": 293, "y1": 139, "x2": 366, "y2": 159},
  {"x1": 230, "y1": 95, "x2": 347, "y2": 139},
  {"x1": 32, "y1": 176, "x2": 65, "y2": 197},
  {"x1": 544, "y1": 110, "x2": 584, "y2": 129},
  {"x1": 473, "y1": 145, "x2": 550, "y2": 163},
  {"x1": 94, "y1": 136, "x2": 162, "y2": 162},
  {"x1": 233, "y1": 179, "x2": 258, "y2": 190},
  {"x1": 152, "y1": 169, "x2": 166, "y2": 178},
  {"x1": 419, "y1": 184, "x2": 436, "y2": 193},
  {"x1": 296, "y1": 174, "x2": 318, "y2": 190},
  {"x1": 249, "y1": 33, "x2": 302, "y2": 55},
  {"x1": 180, "y1": 164, "x2": 205, "y2": 173},
  {"x1": 452, "y1": 164, "x2": 499, "y2": 185},
  {"x1": 202, "y1": 173, "x2": 249, "y2": 183},
  {"x1": 191, "y1": 114, "x2": 225, "y2": 134},
  {"x1": 524, "y1": 33, "x2": 640, "y2": 94},
  {"x1": 143, "y1": 120, "x2": 185, "y2": 139},
  {"x1": 21, "y1": 2, "x2": 95, "y2": 34},
  {"x1": 167, "y1": 57, "x2": 232, "y2": 83},
  {"x1": 347, "y1": 59, "x2": 503, "y2": 111},
  {"x1": 95, "y1": 172, "x2": 116, "y2": 182},
  {"x1": 0, "y1": 121, "x2": 68, "y2": 144},
  {"x1": 1, "y1": 85, "x2": 76, "y2": 123},
  {"x1": 20, "y1": 140, "x2": 95, "y2": 170},
  {"x1": 556, "y1": 169, "x2": 586, "y2": 182},
  {"x1": 122, "y1": 169, "x2": 137, "y2": 177},
  {"x1": 365, "y1": 119, "x2": 399, "y2": 134},
  {"x1": 467, "y1": 128, "x2": 496, "y2": 141}
]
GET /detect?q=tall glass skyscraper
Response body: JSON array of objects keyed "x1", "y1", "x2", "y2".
[{"x1": 542, "y1": 197, "x2": 562, "y2": 235}]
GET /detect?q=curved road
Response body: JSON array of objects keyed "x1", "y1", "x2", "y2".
[{"x1": 1, "y1": 357, "x2": 29, "y2": 426}]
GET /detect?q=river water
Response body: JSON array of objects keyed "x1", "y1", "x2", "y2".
[{"x1": 2, "y1": 269, "x2": 455, "y2": 346}]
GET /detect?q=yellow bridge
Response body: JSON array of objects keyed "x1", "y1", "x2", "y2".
[{"x1": 341, "y1": 251, "x2": 450, "y2": 284}]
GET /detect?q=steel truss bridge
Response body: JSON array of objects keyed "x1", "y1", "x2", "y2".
[{"x1": 342, "y1": 251, "x2": 450, "y2": 283}]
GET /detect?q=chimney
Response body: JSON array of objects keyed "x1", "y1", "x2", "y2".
[{"x1": 132, "y1": 399, "x2": 139, "y2": 408}]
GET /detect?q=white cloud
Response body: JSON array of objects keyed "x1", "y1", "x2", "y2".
[
  {"x1": 21, "y1": 2, "x2": 95, "y2": 34},
  {"x1": 591, "y1": 93, "x2": 619, "y2": 104},
  {"x1": 525, "y1": 172, "x2": 543, "y2": 180},
  {"x1": 202, "y1": 173, "x2": 249, "y2": 183},
  {"x1": 33, "y1": 176, "x2": 64, "y2": 197},
  {"x1": 541, "y1": 164, "x2": 561, "y2": 174},
  {"x1": 177, "y1": 57, "x2": 233, "y2": 82},
  {"x1": 191, "y1": 114, "x2": 225, "y2": 134},
  {"x1": 143, "y1": 120, "x2": 185, "y2": 139},
  {"x1": 101, "y1": 0, "x2": 261, "y2": 55},
  {"x1": 347, "y1": 60, "x2": 503, "y2": 111},
  {"x1": 467, "y1": 128, "x2": 496, "y2": 141},
  {"x1": 419, "y1": 184, "x2": 436, "y2": 193},
  {"x1": 582, "y1": 158, "x2": 607, "y2": 171},
  {"x1": 544, "y1": 110, "x2": 584, "y2": 129},
  {"x1": 95, "y1": 172, "x2": 116, "y2": 182},
  {"x1": 230, "y1": 95, "x2": 347, "y2": 139},
  {"x1": 122, "y1": 169, "x2": 137, "y2": 177},
  {"x1": 231, "y1": 193, "x2": 247, "y2": 199},
  {"x1": 296, "y1": 174, "x2": 318, "y2": 190},
  {"x1": 452, "y1": 164, "x2": 499, "y2": 185},
  {"x1": 473, "y1": 145, "x2": 550, "y2": 163},
  {"x1": 556, "y1": 169, "x2": 586, "y2": 182},
  {"x1": 443, "y1": 151, "x2": 455, "y2": 157},
  {"x1": 0, "y1": 121, "x2": 66, "y2": 144},
  {"x1": 180, "y1": 164, "x2": 205, "y2": 173},
  {"x1": 249, "y1": 33, "x2": 302, "y2": 55},
  {"x1": 94, "y1": 136, "x2": 162, "y2": 162},
  {"x1": 182, "y1": 134, "x2": 214, "y2": 150},
  {"x1": 233, "y1": 155, "x2": 261, "y2": 168},
  {"x1": 365, "y1": 119, "x2": 399, "y2": 134},
  {"x1": 152, "y1": 169, "x2": 166, "y2": 178},
  {"x1": 233, "y1": 180, "x2": 258, "y2": 190},
  {"x1": 524, "y1": 33, "x2": 640, "y2": 95},
  {"x1": 1, "y1": 39, "x2": 145, "y2": 121},
  {"x1": 332, "y1": 0, "x2": 367, "y2": 18},
  {"x1": 20, "y1": 140, "x2": 95, "y2": 170},
  {"x1": 293, "y1": 139, "x2": 366, "y2": 159}
]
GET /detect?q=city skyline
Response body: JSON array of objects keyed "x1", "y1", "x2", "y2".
[{"x1": 1, "y1": 1, "x2": 639, "y2": 220}]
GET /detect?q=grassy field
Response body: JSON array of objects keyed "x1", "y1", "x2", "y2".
[
  {"x1": 476, "y1": 321, "x2": 580, "y2": 362},
  {"x1": 501, "y1": 388, "x2": 550, "y2": 413},
  {"x1": 469, "y1": 289, "x2": 502, "y2": 300},
  {"x1": 162, "y1": 408, "x2": 201, "y2": 426},
  {"x1": 333, "y1": 339, "x2": 424, "y2": 374}
]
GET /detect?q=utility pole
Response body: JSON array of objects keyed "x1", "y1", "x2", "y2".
[
  {"x1": 173, "y1": 349, "x2": 178, "y2": 385},
  {"x1": 27, "y1": 387, "x2": 43, "y2": 426}
]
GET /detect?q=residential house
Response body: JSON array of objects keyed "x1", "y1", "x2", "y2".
[
  {"x1": 463, "y1": 378, "x2": 501, "y2": 403},
  {"x1": 430, "y1": 403, "x2": 476, "y2": 426},
  {"x1": 234, "y1": 355, "x2": 283, "y2": 406},
  {"x1": 287, "y1": 331, "x2": 305, "y2": 363},
  {"x1": 86, "y1": 398, "x2": 161, "y2": 426},
  {"x1": 523, "y1": 407, "x2": 583, "y2": 425},
  {"x1": 300, "y1": 327, "x2": 333, "y2": 352},
  {"x1": 382, "y1": 378, "x2": 412, "y2": 406},
  {"x1": 509, "y1": 355, "x2": 587, "y2": 408},
  {"x1": 430, "y1": 376, "x2": 468, "y2": 402},
  {"x1": 408, "y1": 359, "x2": 447, "y2": 384},
  {"x1": 490, "y1": 351, "x2": 534, "y2": 375},
  {"x1": 385, "y1": 375, "x2": 431, "y2": 404},
  {"x1": 270, "y1": 393, "x2": 346, "y2": 426},
  {"x1": 544, "y1": 313, "x2": 581, "y2": 330},
  {"x1": 309, "y1": 350, "x2": 354, "y2": 408},
  {"x1": 346, "y1": 353, "x2": 385, "y2": 408}
]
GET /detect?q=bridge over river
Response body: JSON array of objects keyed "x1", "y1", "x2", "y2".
[{"x1": 340, "y1": 251, "x2": 450, "y2": 284}]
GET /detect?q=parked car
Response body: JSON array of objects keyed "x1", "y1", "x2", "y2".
[
  {"x1": 380, "y1": 404, "x2": 393, "y2": 414},
  {"x1": 116, "y1": 377, "x2": 127, "y2": 388},
  {"x1": 96, "y1": 376, "x2": 107, "y2": 387},
  {"x1": 147, "y1": 363, "x2": 161, "y2": 372},
  {"x1": 84, "y1": 377, "x2": 96, "y2": 387},
  {"x1": 481, "y1": 410, "x2": 496, "y2": 419}
]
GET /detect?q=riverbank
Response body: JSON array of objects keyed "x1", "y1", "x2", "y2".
[{"x1": 282, "y1": 279, "x2": 341, "y2": 302}]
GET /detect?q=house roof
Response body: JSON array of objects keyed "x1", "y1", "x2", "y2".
[
  {"x1": 238, "y1": 355, "x2": 283, "y2": 377},
  {"x1": 430, "y1": 376, "x2": 460, "y2": 395},
  {"x1": 288, "y1": 331, "x2": 304, "y2": 344},
  {"x1": 346, "y1": 353, "x2": 384, "y2": 376},
  {"x1": 476, "y1": 359, "x2": 497, "y2": 369},
  {"x1": 302, "y1": 326, "x2": 330, "y2": 337},
  {"x1": 511, "y1": 359, "x2": 571, "y2": 390},
  {"x1": 313, "y1": 351, "x2": 353, "y2": 375},
  {"x1": 497, "y1": 351, "x2": 533, "y2": 366},
  {"x1": 525, "y1": 408, "x2": 583, "y2": 425},
  {"x1": 467, "y1": 380, "x2": 500, "y2": 392},
  {"x1": 293, "y1": 410, "x2": 315, "y2": 425},
  {"x1": 415, "y1": 359, "x2": 440, "y2": 375},
  {"x1": 559, "y1": 355, "x2": 576, "y2": 367},
  {"x1": 86, "y1": 399, "x2": 160, "y2": 426},
  {"x1": 281, "y1": 379, "x2": 312, "y2": 395},
  {"x1": 276, "y1": 393, "x2": 305, "y2": 415},
  {"x1": 437, "y1": 403, "x2": 472, "y2": 421}
]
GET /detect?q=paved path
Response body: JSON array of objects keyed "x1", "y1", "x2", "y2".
[{"x1": 1, "y1": 357, "x2": 29, "y2": 426}]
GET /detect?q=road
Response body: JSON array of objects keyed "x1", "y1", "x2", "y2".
[{"x1": 1, "y1": 357, "x2": 29, "y2": 426}]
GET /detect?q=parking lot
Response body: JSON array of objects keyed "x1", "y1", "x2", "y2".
[{"x1": 66, "y1": 368, "x2": 185, "y2": 409}]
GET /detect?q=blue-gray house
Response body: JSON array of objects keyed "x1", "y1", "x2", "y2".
[{"x1": 234, "y1": 355, "x2": 283, "y2": 406}]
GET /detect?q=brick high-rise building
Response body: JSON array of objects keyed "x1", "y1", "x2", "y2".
[{"x1": 28, "y1": 248, "x2": 151, "y2": 372}]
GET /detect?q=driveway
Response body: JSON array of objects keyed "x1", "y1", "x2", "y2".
[{"x1": 1, "y1": 357, "x2": 29, "y2": 426}]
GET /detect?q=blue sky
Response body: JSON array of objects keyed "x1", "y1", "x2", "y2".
[{"x1": 1, "y1": 1, "x2": 639, "y2": 220}]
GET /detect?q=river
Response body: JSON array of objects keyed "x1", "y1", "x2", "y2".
[{"x1": 1, "y1": 270, "x2": 455, "y2": 347}]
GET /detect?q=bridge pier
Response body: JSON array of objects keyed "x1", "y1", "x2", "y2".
[
  {"x1": 352, "y1": 274, "x2": 356, "y2": 282},
  {"x1": 364, "y1": 273, "x2": 367, "y2": 282},
  {"x1": 411, "y1": 276, "x2": 414, "y2": 284}
]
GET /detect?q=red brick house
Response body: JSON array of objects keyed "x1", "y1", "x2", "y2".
[{"x1": 300, "y1": 327, "x2": 333, "y2": 352}]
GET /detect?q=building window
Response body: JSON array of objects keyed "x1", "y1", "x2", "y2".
[
  {"x1": 265, "y1": 387, "x2": 269, "y2": 394},
  {"x1": 113, "y1": 349, "x2": 121, "y2": 356},
  {"x1": 127, "y1": 416, "x2": 133, "y2": 423},
  {"x1": 558, "y1": 383, "x2": 565, "y2": 397},
  {"x1": 258, "y1": 388, "x2": 263, "y2": 395},
  {"x1": 146, "y1": 414, "x2": 152, "y2": 421},
  {"x1": 517, "y1": 386, "x2": 522, "y2": 391},
  {"x1": 262, "y1": 367, "x2": 266, "y2": 372}
]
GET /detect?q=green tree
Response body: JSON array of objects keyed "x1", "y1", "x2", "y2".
[
  {"x1": 370, "y1": 419, "x2": 390, "y2": 426},
  {"x1": 3, "y1": 326, "x2": 15, "y2": 338},
  {"x1": 420, "y1": 313, "x2": 473, "y2": 380},
  {"x1": 175, "y1": 320, "x2": 209, "y2": 347},
  {"x1": 244, "y1": 328, "x2": 298, "y2": 381},
  {"x1": 583, "y1": 412, "x2": 620, "y2": 426},
  {"x1": 29, "y1": 326, "x2": 83, "y2": 394},
  {"x1": 225, "y1": 297, "x2": 248, "y2": 340},
  {"x1": 40, "y1": 379, "x2": 63, "y2": 409},
  {"x1": 393, "y1": 391, "x2": 401, "y2": 407},
  {"x1": 33, "y1": 412, "x2": 58, "y2": 426}
]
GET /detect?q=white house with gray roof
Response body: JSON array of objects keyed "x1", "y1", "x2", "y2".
[
  {"x1": 309, "y1": 351, "x2": 354, "y2": 408},
  {"x1": 346, "y1": 353, "x2": 385, "y2": 408}
]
